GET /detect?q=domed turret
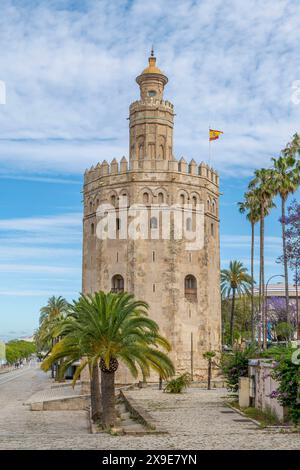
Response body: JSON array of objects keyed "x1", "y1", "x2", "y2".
[
  {"x1": 136, "y1": 48, "x2": 168, "y2": 101},
  {"x1": 129, "y1": 50, "x2": 174, "y2": 162}
]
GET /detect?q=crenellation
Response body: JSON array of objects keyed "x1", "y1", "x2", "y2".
[
  {"x1": 120, "y1": 156, "x2": 128, "y2": 173},
  {"x1": 129, "y1": 99, "x2": 174, "y2": 112},
  {"x1": 178, "y1": 157, "x2": 187, "y2": 173},
  {"x1": 110, "y1": 158, "x2": 118, "y2": 174},
  {"x1": 84, "y1": 156, "x2": 219, "y2": 188},
  {"x1": 188, "y1": 159, "x2": 197, "y2": 175},
  {"x1": 101, "y1": 160, "x2": 109, "y2": 176}
]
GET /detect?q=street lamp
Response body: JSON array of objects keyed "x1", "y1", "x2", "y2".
[{"x1": 265, "y1": 274, "x2": 285, "y2": 348}]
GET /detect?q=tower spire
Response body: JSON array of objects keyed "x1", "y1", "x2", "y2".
[{"x1": 151, "y1": 45, "x2": 154, "y2": 57}]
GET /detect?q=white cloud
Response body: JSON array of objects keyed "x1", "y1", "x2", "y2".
[
  {"x1": 0, "y1": 0, "x2": 299, "y2": 175},
  {"x1": 0, "y1": 212, "x2": 81, "y2": 231},
  {"x1": 221, "y1": 235, "x2": 282, "y2": 249},
  {"x1": 0, "y1": 264, "x2": 80, "y2": 274},
  {"x1": 0, "y1": 289, "x2": 78, "y2": 297}
]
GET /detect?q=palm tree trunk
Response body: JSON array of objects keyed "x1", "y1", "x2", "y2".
[
  {"x1": 251, "y1": 221, "x2": 255, "y2": 342},
  {"x1": 258, "y1": 216, "x2": 262, "y2": 349},
  {"x1": 90, "y1": 363, "x2": 101, "y2": 422},
  {"x1": 207, "y1": 358, "x2": 212, "y2": 390},
  {"x1": 230, "y1": 288, "x2": 236, "y2": 346},
  {"x1": 101, "y1": 370, "x2": 116, "y2": 428},
  {"x1": 51, "y1": 338, "x2": 55, "y2": 379},
  {"x1": 281, "y1": 197, "x2": 290, "y2": 327},
  {"x1": 260, "y1": 205, "x2": 266, "y2": 349}
]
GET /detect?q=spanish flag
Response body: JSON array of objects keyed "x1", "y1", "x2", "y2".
[{"x1": 209, "y1": 129, "x2": 223, "y2": 141}]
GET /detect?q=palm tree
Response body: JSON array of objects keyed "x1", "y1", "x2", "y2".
[
  {"x1": 37, "y1": 296, "x2": 69, "y2": 378},
  {"x1": 221, "y1": 261, "x2": 253, "y2": 346},
  {"x1": 249, "y1": 169, "x2": 275, "y2": 348},
  {"x1": 41, "y1": 291, "x2": 175, "y2": 429},
  {"x1": 203, "y1": 351, "x2": 216, "y2": 390},
  {"x1": 271, "y1": 153, "x2": 300, "y2": 326},
  {"x1": 238, "y1": 191, "x2": 260, "y2": 342},
  {"x1": 282, "y1": 133, "x2": 300, "y2": 160}
]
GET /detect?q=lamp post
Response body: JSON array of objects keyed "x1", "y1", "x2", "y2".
[{"x1": 264, "y1": 274, "x2": 285, "y2": 349}]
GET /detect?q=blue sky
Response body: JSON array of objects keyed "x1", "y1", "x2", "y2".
[{"x1": 0, "y1": 0, "x2": 299, "y2": 340}]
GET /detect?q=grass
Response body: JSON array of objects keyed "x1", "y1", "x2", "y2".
[{"x1": 229, "y1": 400, "x2": 281, "y2": 428}]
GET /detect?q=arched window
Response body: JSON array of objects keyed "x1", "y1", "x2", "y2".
[
  {"x1": 143, "y1": 192, "x2": 149, "y2": 204},
  {"x1": 111, "y1": 274, "x2": 124, "y2": 293},
  {"x1": 91, "y1": 223, "x2": 95, "y2": 235},
  {"x1": 192, "y1": 196, "x2": 197, "y2": 207},
  {"x1": 212, "y1": 200, "x2": 216, "y2": 214},
  {"x1": 111, "y1": 195, "x2": 116, "y2": 206},
  {"x1": 158, "y1": 144, "x2": 164, "y2": 159},
  {"x1": 89, "y1": 201, "x2": 93, "y2": 212},
  {"x1": 186, "y1": 217, "x2": 192, "y2": 231},
  {"x1": 138, "y1": 144, "x2": 144, "y2": 159},
  {"x1": 150, "y1": 217, "x2": 158, "y2": 229},
  {"x1": 120, "y1": 192, "x2": 129, "y2": 206},
  {"x1": 207, "y1": 199, "x2": 210, "y2": 211},
  {"x1": 158, "y1": 192, "x2": 164, "y2": 204},
  {"x1": 180, "y1": 194, "x2": 185, "y2": 205},
  {"x1": 185, "y1": 275, "x2": 197, "y2": 301}
]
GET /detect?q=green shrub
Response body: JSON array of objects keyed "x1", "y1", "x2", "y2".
[
  {"x1": 164, "y1": 373, "x2": 191, "y2": 393},
  {"x1": 270, "y1": 346, "x2": 300, "y2": 425},
  {"x1": 275, "y1": 322, "x2": 295, "y2": 341},
  {"x1": 220, "y1": 346, "x2": 258, "y2": 392}
]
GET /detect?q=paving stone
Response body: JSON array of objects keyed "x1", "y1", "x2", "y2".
[{"x1": 1, "y1": 367, "x2": 300, "y2": 450}]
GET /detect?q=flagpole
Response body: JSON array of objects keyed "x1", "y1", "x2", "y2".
[{"x1": 209, "y1": 125, "x2": 211, "y2": 167}]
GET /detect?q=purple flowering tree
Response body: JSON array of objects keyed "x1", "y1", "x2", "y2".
[{"x1": 278, "y1": 199, "x2": 300, "y2": 339}]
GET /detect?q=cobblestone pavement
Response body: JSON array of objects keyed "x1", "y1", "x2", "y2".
[{"x1": 0, "y1": 367, "x2": 300, "y2": 450}]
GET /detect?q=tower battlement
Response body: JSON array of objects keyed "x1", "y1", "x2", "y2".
[
  {"x1": 84, "y1": 157, "x2": 219, "y2": 187},
  {"x1": 129, "y1": 99, "x2": 174, "y2": 112}
]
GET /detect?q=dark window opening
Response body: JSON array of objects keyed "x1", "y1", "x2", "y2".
[
  {"x1": 150, "y1": 217, "x2": 158, "y2": 229},
  {"x1": 185, "y1": 275, "x2": 197, "y2": 301},
  {"x1": 111, "y1": 274, "x2": 124, "y2": 293}
]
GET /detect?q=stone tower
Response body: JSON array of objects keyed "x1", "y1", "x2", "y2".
[{"x1": 82, "y1": 51, "x2": 221, "y2": 382}]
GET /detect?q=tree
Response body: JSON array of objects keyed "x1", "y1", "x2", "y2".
[
  {"x1": 271, "y1": 153, "x2": 300, "y2": 326},
  {"x1": 221, "y1": 261, "x2": 253, "y2": 346},
  {"x1": 41, "y1": 291, "x2": 175, "y2": 429},
  {"x1": 5, "y1": 340, "x2": 36, "y2": 365},
  {"x1": 203, "y1": 351, "x2": 216, "y2": 390},
  {"x1": 282, "y1": 199, "x2": 300, "y2": 338},
  {"x1": 238, "y1": 191, "x2": 260, "y2": 341},
  {"x1": 36, "y1": 296, "x2": 69, "y2": 378},
  {"x1": 266, "y1": 296, "x2": 297, "y2": 340},
  {"x1": 249, "y1": 169, "x2": 275, "y2": 348}
]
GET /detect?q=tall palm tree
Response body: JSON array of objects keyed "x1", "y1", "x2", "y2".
[
  {"x1": 271, "y1": 154, "x2": 300, "y2": 326},
  {"x1": 221, "y1": 261, "x2": 253, "y2": 346},
  {"x1": 249, "y1": 169, "x2": 275, "y2": 348},
  {"x1": 238, "y1": 191, "x2": 260, "y2": 342},
  {"x1": 282, "y1": 133, "x2": 300, "y2": 160},
  {"x1": 38, "y1": 296, "x2": 69, "y2": 378},
  {"x1": 41, "y1": 291, "x2": 175, "y2": 429}
]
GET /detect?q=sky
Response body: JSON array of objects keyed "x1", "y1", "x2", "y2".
[{"x1": 0, "y1": 0, "x2": 299, "y2": 341}]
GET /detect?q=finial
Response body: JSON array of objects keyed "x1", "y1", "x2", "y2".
[{"x1": 151, "y1": 45, "x2": 154, "y2": 57}]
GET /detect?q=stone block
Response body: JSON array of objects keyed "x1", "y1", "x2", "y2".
[{"x1": 239, "y1": 377, "x2": 250, "y2": 408}]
